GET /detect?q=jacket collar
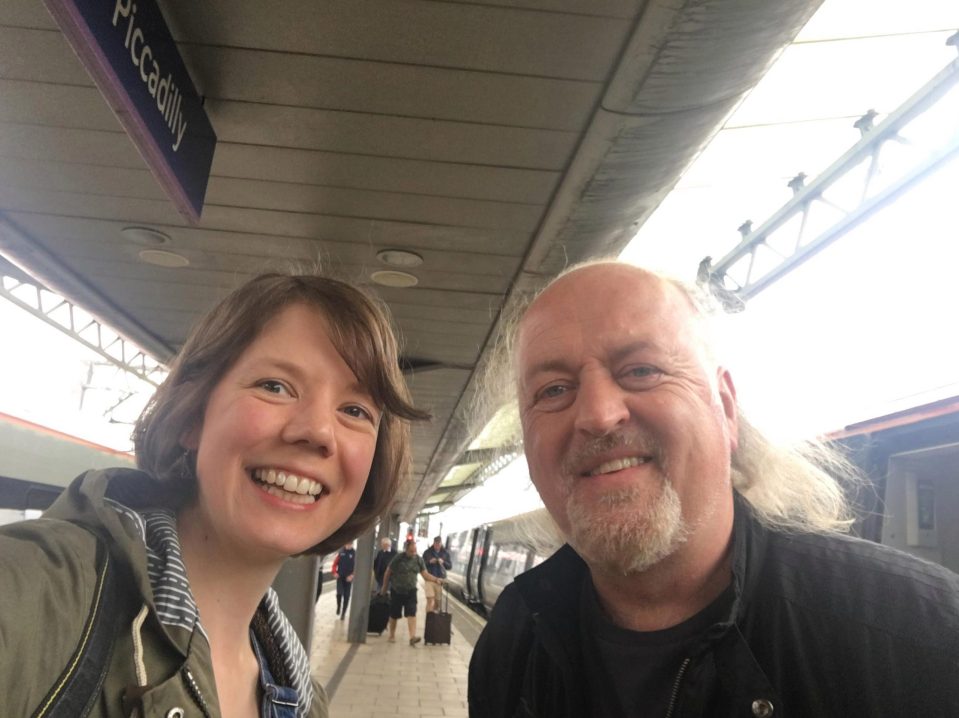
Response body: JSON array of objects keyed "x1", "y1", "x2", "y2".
[{"x1": 45, "y1": 468, "x2": 167, "y2": 620}]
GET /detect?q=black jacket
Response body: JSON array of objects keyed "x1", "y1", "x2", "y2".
[
  {"x1": 374, "y1": 549, "x2": 396, "y2": 582},
  {"x1": 335, "y1": 547, "x2": 356, "y2": 578},
  {"x1": 469, "y1": 495, "x2": 959, "y2": 717}
]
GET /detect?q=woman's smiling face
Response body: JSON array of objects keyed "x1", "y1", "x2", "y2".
[{"x1": 183, "y1": 302, "x2": 380, "y2": 563}]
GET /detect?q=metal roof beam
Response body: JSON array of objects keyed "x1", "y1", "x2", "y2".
[
  {"x1": 0, "y1": 275, "x2": 168, "y2": 387},
  {"x1": 705, "y1": 40, "x2": 959, "y2": 305}
]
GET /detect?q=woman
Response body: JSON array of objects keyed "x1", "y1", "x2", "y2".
[{"x1": 0, "y1": 274, "x2": 427, "y2": 717}]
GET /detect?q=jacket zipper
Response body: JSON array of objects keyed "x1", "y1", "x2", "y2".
[
  {"x1": 664, "y1": 657, "x2": 691, "y2": 718},
  {"x1": 181, "y1": 667, "x2": 214, "y2": 718}
]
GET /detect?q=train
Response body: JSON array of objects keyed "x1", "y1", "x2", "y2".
[{"x1": 443, "y1": 508, "x2": 564, "y2": 617}]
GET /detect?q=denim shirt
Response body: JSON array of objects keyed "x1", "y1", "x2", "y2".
[{"x1": 252, "y1": 630, "x2": 301, "y2": 718}]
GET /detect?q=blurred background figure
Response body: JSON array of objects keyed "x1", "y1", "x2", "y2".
[
  {"x1": 423, "y1": 535, "x2": 452, "y2": 613},
  {"x1": 373, "y1": 536, "x2": 396, "y2": 593},
  {"x1": 334, "y1": 542, "x2": 356, "y2": 620}
]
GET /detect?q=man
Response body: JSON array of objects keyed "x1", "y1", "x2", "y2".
[
  {"x1": 333, "y1": 542, "x2": 355, "y2": 621},
  {"x1": 381, "y1": 539, "x2": 443, "y2": 646},
  {"x1": 422, "y1": 535, "x2": 452, "y2": 612},
  {"x1": 469, "y1": 261, "x2": 959, "y2": 717},
  {"x1": 373, "y1": 537, "x2": 396, "y2": 593}
]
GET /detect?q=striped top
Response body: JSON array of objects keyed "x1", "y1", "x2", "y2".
[{"x1": 107, "y1": 500, "x2": 314, "y2": 716}]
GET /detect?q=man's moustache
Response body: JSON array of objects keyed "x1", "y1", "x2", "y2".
[{"x1": 560, "y1": 431, "x2": 662, "y2": 480}]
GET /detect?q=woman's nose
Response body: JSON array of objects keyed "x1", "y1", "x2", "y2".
[
  {"x1": 573, "y1": 373, "x2": 630, "y2": 436},
  {"x1": 281, "y1": 397, "x2": 337, "y2": 453}
]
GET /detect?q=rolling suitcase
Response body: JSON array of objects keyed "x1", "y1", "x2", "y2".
[
  {"x1": 368, "y1": 592, "x2": 390, "y2": 635},
  {"x1": 424, "y1": 585, "x2": 452, "y2": 645}
]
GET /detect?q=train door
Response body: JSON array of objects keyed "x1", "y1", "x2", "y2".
[
  {"x1": 880, "y1": 442, "x2": 959, "y2": 574},
  {"x1": 469, "y1": 525, "x2": 491, "y2": 611}
]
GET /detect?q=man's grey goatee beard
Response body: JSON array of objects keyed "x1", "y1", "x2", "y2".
[{"x1": 565, "y1": 478, "x2": 687, "y2": 575}]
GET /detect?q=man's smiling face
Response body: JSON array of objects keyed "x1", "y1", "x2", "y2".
[{"x1": 516, "y1": 264, "x2": 739, "y2": 574}]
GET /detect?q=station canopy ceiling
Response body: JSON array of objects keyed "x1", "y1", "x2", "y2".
[{"x1": 1, "y1": 0, "x2": 831, "y2": 518}]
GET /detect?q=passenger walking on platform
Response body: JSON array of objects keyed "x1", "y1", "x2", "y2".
[
  {"x1": 380, "y1": 538, "x2": 443, "y2": 645},
  {"x1": 0, "y1": 273, "x2": 427, "y2": 718},
  {"x1": 333, "y1": 542, "x2": 356, "y2": 619},
  {"x1": 373, "y1": 536, "x2": 396, "y2": 592},
  {"x1": 422, "y1": 535, "x2": 452, "y2": 612},
  {"x1": 468, "y1": 261, "x2": 959, "y2": 718}
]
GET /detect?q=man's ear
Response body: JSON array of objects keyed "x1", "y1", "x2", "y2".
[{"x1": 717, "y1": 368, "x2": 739, "y2": 451}]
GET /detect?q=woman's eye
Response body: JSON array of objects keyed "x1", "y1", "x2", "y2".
[
  {"x1": 257, "y1": 380, "x2": 291, "y2": 396},
  {"x1": 343, "y1": 404, "x2": 376, "y2": 423}
]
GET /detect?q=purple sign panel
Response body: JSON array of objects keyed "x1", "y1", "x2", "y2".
[{"x1": 44, "y1": 0, "x2": 217, "y2": 223}]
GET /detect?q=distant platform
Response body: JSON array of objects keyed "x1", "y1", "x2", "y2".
[{"x1": 310, "y1": 576, "x2": 482, "y2": 717}]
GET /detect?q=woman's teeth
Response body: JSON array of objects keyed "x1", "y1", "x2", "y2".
[{"x1": 252, "y1": 468, "x2": 323, "y2": 503}]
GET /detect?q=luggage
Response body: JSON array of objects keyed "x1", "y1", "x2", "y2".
[
  {"x1": 368, "y1": 592, "x2": 390, "y2": 635},
  {"x1": 424, "y1": 585, "x2": 452, "y2": 645}
]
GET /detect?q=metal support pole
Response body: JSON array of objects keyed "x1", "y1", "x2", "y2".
[{"x1": 346, "y1": 528, "x2": 375, "y2": 643}]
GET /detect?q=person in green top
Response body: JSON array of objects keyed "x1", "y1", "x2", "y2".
[{"x1": 381, "y1": 539, "x2": 443, "y2": 645}]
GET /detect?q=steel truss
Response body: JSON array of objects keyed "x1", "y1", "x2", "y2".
[
  {"x1": 703, "y1": 36, "x2": 959, "y2": 306},
  {"x1": 0, "y1": 274, "x2": 167, "y2": 387}
]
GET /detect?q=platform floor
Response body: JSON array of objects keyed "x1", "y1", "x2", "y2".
[{"x1": 310, "y1": 578, "x2": 479, "y2": 717}]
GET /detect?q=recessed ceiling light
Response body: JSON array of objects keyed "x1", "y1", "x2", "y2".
[
  {"x1": 370, "y1": 270, "x2": 418, "y2": 288},
  {"x1": 121, "y1": 226, "x2": 171, "y2": 246},
  {"x1": 138, "y1": 249, "x2": 189, "y2": 268},
  {"x1": 376, "y1": 249, "x2": 423, "y2": 267}
]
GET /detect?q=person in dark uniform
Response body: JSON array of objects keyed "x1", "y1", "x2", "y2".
[{"x1": 334, "y1": 542, "x2": 356, "y2": 620}]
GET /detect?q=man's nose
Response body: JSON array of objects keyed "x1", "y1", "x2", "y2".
[
  {"x1": 573, "y1": 373, "x2": 630, "y2": 436},
  {"x1": 281, "y1": 396, "x2": 337, "y2": 454}
]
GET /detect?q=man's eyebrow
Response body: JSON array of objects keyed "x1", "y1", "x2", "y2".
[
  {"x1": 609, "y1": 340, "x2": 658, "y2": 364},
  {"x1": 522, "y1": 340, "x2": 659, "y2": 381},
  {"x1": 521, "y1": 357, "x2": 571, "y2": 383}
]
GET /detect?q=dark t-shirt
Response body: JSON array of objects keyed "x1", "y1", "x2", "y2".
[{"x1": 580, "y1": 577, "x2": 733, "y2": 718}]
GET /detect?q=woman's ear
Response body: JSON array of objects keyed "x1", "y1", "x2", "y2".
[{"x1": 180, "y1": 425, "x2": 200, "y2": 451}]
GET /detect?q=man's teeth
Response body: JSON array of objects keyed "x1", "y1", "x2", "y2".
[
  {"x1": 252, "y1": 468, "x2": 323, "y2": 499},
  {"x1": 589, "y1": 456, "x2": 650, "y2": 476}
]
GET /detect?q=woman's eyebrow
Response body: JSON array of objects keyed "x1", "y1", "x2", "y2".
[{"x1": 249, "y1": 356, "x2": 371, "y2": 396}]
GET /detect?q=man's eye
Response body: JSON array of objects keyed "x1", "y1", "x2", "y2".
[
  {"x1": 258, "y1": 380, "x2": 291, "y2": 396},
  {"x1": 533, "y1": 383, "x2": 572, "y2": 406},
  {"x1": 621, "y1": 365, "x2": 662, "y2": 386}
]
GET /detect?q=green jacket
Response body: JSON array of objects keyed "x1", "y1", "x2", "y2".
[{"x1": 0, "y1": 468, "x2": 329, "y2": 718}]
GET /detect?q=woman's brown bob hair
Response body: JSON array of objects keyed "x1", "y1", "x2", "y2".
[{"x1": 133, "y1": 273, "x2": 429, "y2": 555}]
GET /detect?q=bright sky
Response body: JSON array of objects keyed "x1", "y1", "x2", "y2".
[
  {"x1": 0, "y1": 294, "x2": 154, "y2": 451},
  {"x1": 621, "y1": 0, "x2": 959, "y2": 441}
]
